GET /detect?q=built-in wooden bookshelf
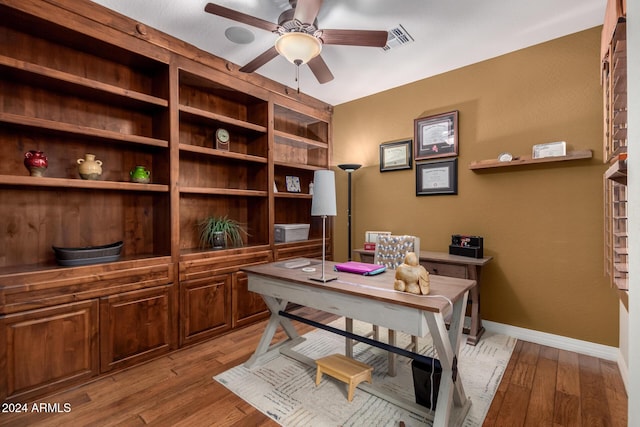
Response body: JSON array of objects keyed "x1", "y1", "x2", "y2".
[
  {"x1": 602, "y1": 3, "x2": 627, "y2": 296},
  {"x1": 0, "y1": 0, "x2": 332, "y2": 402}
]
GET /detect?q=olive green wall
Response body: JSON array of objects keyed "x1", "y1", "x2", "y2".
[{"x1": 331, "y1": 27, "x2": 620, "y2": 346}]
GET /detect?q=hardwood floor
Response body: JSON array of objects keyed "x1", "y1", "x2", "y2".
[
  {"x1": 483, "y1": 340, "x2": 627, "y2": 427},
  {"x1": 1, "y1": 307, "x2": 627, "y2": 427}
]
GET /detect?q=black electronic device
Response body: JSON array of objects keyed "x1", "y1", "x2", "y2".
[{"x1": 449, "y1": 234, "x2": 484, "y2": 258}]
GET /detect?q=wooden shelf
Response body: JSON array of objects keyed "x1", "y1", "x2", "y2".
[
  {"x1": 179, "y1": 143, "x2": 268, "y2": 164},
  {"x1": 179, "y1": 187, "x2": 268, "y2": 197},
  {"x1": 275, "y1": 192, "x2": 312, "y2": 199},
  {"x1": 0, "y1": 55, "x2": 168, "y2": 109},
  {"x1": 178, "y1": 105, "x2": 268, "y2": 134},
  {"x1": 614, "y1": 277, "x2": 629, "y2": 292},
  {"x1": 272, "y1": 103, "x2": 329, "y2": 244},
  {"x1": 469, "y1": 149, "x2": 592, "y2": 170},
  {"x1": 605, "y1": 159, "x2": 627, "y2": 184},
  {"x1": 0, "y1": 113, "x2": 169, "y2": 148},
  {"x1": 274, "y1": 238, "x2": 325, "y2": 248},
  {"x1": 0, "y1": 174, "x2": 169, "y2": 192},
  {"x1": 274, "y1": 161, "x2": 325, "y2": 171},
  {"x1": 274, "y1": 130, "x2": 329, "y2": 149}
]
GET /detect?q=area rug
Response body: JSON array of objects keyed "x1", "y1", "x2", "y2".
[{"x1": 214, "y1": 318, "x2": 516, "y2": 427}]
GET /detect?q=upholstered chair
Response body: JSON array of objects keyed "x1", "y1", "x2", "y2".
[{"x1": 346, "y1": 234, "x2": 421, "y2": 376}]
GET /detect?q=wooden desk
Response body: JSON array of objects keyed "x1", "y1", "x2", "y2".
[
  {"x1": 355, "y1": 249, "x2": 492, "y2": 345},
  {"x1": 242, "y1": 259, "x2": 475, "y2": 427}
]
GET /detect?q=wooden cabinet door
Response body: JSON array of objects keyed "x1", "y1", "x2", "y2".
[
  {"x1": 180, "y1": 274, "x2": 232, "y2": 346},
  {"x1": 100, "y1": 286, "x2": 172, "y2": 373},
  {"x1": 0, "y1": 300, "x2": 99, "y2": 401},
  {"x1": 232, "y1": 271, "x2": 269, "y2": 328}
]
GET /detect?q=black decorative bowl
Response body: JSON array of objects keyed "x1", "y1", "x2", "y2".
[{"x1": 52, "y1": 241, "x2": 123, "y2": 266}]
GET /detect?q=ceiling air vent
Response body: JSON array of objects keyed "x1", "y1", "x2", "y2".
[{"x1": 382, "y1": 24, "x2": 414, "y2": 51}]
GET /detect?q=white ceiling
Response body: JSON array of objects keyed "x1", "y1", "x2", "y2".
[{"x1": 90, "y1": 0, "x2": 606, "y2": 106}]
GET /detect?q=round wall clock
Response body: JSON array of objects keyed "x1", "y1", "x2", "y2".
[{"x1": 215, "y1": 128, "x2": 230, "y2": 151}]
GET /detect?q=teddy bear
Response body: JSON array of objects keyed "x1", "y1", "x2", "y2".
[{"x1": 394, "y1": 252, "x2": 430, "y2": 295}]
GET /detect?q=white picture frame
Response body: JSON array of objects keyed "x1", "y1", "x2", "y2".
[
  {"x1": 532, "y1": 141, "x2": 566, "y2": 159},
  {"x1": 285, "y1": 175, "x2": 301, "y2": 192}
]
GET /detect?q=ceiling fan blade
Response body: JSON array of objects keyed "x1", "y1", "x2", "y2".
[
  {"x1": 204, "y1": 3, "x2": 279, "y2": 32},
  {"x1": 319, "y1": 29, "x2": 389, "y2": 47},
  {"x1": 293, "y1": 0, "x2": 323, "y2": 24},
  {"x1": 307, "y1": 55, "x2": 334, "y2": 84},
  {"x1": 239, "y1": 46, "x2": 279, "y2": 73}
]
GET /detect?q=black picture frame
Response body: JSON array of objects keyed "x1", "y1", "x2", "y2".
[
  {"x1": 414, "y1": 110, "x2": 459, "y2": 160},
  {"x1": 380, "y1": 139, "x2": 412, "y2": 172},
  {"x1": 416, "y1": 158, "x2": 458, "y2": 196}
]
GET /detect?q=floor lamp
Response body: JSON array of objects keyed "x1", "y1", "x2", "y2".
[
  {"x1": 310, "y1": 169, "x2": 337, "y2": 282},
  {"x1": 338, "y1": 164, "x2": 361, "y2": 261}
]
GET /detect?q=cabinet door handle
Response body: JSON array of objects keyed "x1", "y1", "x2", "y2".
[{"x1": 432, "y1": 268, "x2": 438, "y2": 274}]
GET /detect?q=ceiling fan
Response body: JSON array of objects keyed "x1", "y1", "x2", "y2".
[{"x1": 204, "y1": 0, "x2": 389, "y2": 84}]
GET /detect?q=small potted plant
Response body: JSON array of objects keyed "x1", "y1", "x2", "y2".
[{"x1": 198, "y1": 215, "x2": 248, "y2": 249}]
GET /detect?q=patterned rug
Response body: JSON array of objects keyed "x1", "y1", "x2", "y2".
[{"x1": 214, "y1": 318, "x2": 516, "y2": 426}]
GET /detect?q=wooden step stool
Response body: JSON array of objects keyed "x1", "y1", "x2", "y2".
[{"x1": 315, "y1": 353, "x2": 373, "y2": 402}]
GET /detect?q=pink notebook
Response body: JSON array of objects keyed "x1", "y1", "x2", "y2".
[{"x1": 334, "y1": 261, "x2": 386, "y2": 276}]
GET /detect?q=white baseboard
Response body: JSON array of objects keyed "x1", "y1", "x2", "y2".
[
  {"x1": 617, "y1": 350, "x2": 629, "y2": 391},
  {"x1": 483, "y1": 320, "x2": 619, "y2": 361}
]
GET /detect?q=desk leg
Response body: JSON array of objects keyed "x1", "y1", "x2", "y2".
[
  {"x1": 466, "y1": 266, "x2": 485, "y2": 345},
  {"x1": 388, "y1": 330, "x2": 398, "y2": 377},
  {"x1": 245, "y1": 295, "x2": 302, "y2": 368},
  {"x1": 345, "y1": 318, "x2": 354, "y2": 358},
  {"x1": 425, "y1": 290, "x2": 470, "y2": 427}
]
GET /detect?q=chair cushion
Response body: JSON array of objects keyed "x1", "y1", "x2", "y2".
[{"x1": 374, "y1": 235, "x2": 419, "y2": 269}]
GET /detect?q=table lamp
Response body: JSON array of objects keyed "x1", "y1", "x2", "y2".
[{"x1": 311, "y1": 169, "x2": 337, "y2": 282}]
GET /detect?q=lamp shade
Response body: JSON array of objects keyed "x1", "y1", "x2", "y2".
[
  {"x1": 275, "y1": 32, "x2": 322, "y2": 65},
  {"x1": 311, "y1": 170, "x2": 336, "y2": 216},
  {"x1": 338, "y1": 164, "x2": 362, "y2": 173}
]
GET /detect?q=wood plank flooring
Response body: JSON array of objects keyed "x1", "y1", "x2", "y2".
[
  {"x1": 483, "y1": 340, "x2": 627, "y2": 427},
  {"x1": 0, "y1": 307, "x2": 627, "y2": 426}
]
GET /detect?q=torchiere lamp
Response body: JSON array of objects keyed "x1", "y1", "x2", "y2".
[
  {"x1": 338, "y1": 164, "x2": 362, "y2": 261},
  {"x1": 310, "y1": 169, "x2": 337, "y2": 282}
]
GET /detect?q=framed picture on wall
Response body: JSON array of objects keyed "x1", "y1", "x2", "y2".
[
  {"x1": 380, "y1": 139, "x2": 412, "y2": 172},
  {"x1": 414, "y1": 110, "x2": 458, "y2": 160},
  {"x1": 416, "y1": 158, "x2": 458, "y2": 196}
]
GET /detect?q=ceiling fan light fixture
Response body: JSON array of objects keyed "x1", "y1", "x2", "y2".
[{"x1": 275, "y1": 32, "x2": 322, "y2": 65}]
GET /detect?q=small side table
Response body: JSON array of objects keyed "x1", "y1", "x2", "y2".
[{"x1": 354, "y1": 248, "x2": 492, "y2": 345}]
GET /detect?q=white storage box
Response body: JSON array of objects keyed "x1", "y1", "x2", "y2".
[
  {"x1": 275, "y1": 223, "x2": 310, "y2": 242},
  {"x1": 364, "y1": 231, "x2": 391, "y2": 250}
]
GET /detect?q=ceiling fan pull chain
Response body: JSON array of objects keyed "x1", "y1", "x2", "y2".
[{"x1": 295, "y1": 59, "x2": 302, "y2": 94}]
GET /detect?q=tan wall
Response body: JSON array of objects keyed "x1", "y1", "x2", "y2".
[{"x1": 331, "y1": 27, "x2": 620, "y2": 346}]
